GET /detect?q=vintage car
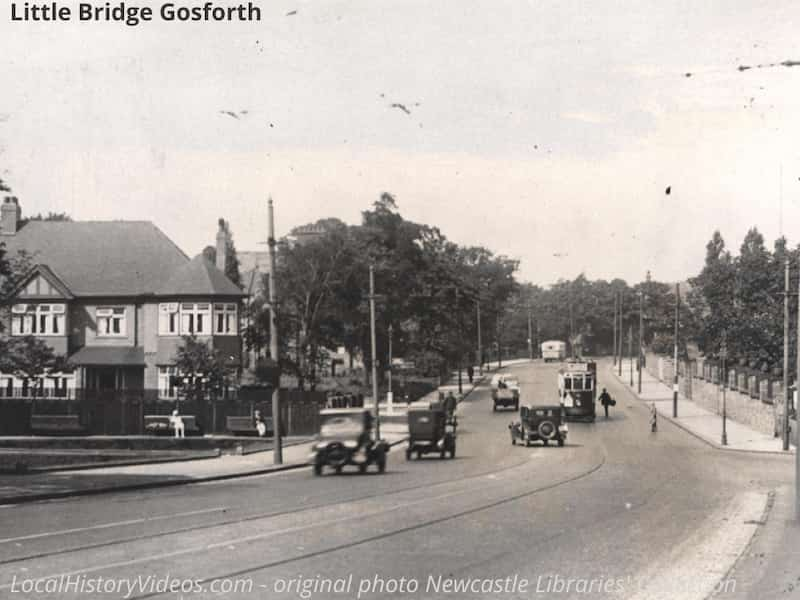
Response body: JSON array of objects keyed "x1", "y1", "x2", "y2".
[
  {"x1": 509, "y1": 404, "x2": 568, "y2": 447},
  {"x1": 312, "y1": 409, "x2": 389, "y2": 475},
  {"x1": 492, "y1": 375, "x2": 520, "y2": 411},
  {"x1": 406, "y1": 405, "x2": 456, "y2": 459}
]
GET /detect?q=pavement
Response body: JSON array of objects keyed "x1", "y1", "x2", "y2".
[
  {"x1": 610, "y1": 358, "x2": 794, "y2": 454},
  {"x1": 0, "y1": 362, "x2": 514, "y2": 505},
  {"x1": 0, "y1": 358, "x2": 789, "y2": 600}
]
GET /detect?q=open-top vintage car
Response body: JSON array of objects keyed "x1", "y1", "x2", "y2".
[
  {"x1": 406, "y1": 405, "x2": 456, "y2": 459},
  {"x1": 492, "y1": 375, "x2": 520, "y2": 411},
  {"x1": 312, "y1": 409, "x2": 389, "y2": 475},
  {"x1": 509, "y1": 404, "x2": 568, "y2": 447}
]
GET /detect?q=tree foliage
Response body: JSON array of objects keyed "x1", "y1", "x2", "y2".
[{"x1": 173, "y1": 335, "x2": 236, "y2": 402}]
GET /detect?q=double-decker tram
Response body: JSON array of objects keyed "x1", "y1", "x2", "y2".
[{"x1": 558, "y1": 359, "x2": 597, "y2": 422}]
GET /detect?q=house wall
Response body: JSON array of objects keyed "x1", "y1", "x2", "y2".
[{"x1": 70, "y1": 302, "x2": 138, "y2": 347}]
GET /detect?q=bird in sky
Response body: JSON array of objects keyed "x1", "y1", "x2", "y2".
[
  {"x1": 665, "y1": 186, "x2": 671, "y2": 195},
  {"x1": 390, "y1": 103, "x2": 411, "y2": 115},
  {"x1": 286, "y1": 9, "x2": 297, "y2": 16}
]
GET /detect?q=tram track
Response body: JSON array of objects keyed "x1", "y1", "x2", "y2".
[{"x1": 0, "y1": 440, "x2": 568, "y2": 568}]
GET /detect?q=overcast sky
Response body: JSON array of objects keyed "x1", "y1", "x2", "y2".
[{"x1": 2, "y1": 0, "x2": 800, "y2": 286}]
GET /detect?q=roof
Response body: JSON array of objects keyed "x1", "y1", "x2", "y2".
[
  {"x1": 156, "y1": 254, "x2": 245, "y2": 296},
  {"x1": 69, "y1": 346, "x2": 146, "y2": 366},
  {"x1": 2, "y1": 221, "x2": 189, "y2": 296}
]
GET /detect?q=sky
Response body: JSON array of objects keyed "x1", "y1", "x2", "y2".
[{"x1": 2, "y1": 0, "x2": 800, "y2": 286}]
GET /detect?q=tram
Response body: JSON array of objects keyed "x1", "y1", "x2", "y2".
[{"x1": 557, "y1": 359, "x2": 597, "y2": 422}]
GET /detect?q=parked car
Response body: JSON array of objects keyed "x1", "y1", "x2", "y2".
[
  {"x1": 492, "y1": 375, "x2": 520, "y2": 411},
  {"x1": 406, "y1": 406, "x2": 456, "y2": 459},
  {"x1": 509, "y1": 404, "x2": 568, "y2": 447},
  {"x1": 312, "y1": 409, "x2": 389, "y2": 475}
]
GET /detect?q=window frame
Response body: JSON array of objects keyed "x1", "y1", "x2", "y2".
[
  {"x1": 11, "y1": 303, "x2": 66, "y2": 336},
  {"x1": 96, "y1": 306, "x2": 127, "y2": 337}
]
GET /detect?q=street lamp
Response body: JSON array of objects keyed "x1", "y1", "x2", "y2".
[
  {"x1": 638, "y1": 289, "x2": 644, "y2": 394},
  {"x1": 387, "y1": 323, "x2": 394, "y2": 414}
]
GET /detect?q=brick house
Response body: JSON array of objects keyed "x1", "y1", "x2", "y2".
[{"x1": 0, "y1": 196, "x2": 245, "y2": 421}]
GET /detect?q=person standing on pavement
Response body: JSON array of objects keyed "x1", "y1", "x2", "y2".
[
  {"x1": 467, "y1": 365, "x2": 474, "y2": 384},
  {"x1": 598, "y1": 388, "x2": 613, "y2": 419}
]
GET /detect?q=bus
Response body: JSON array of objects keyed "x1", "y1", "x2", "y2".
[
  {"x1": 541, "y1": 340, "x2": 567, "y2": 362},
  {"x1": 558, "y1": 359, "x2": 597, "y2": 422}
]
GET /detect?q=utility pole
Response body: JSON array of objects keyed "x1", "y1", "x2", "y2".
[
  {"x1": 638, "y1": 289, "x2": 644, "y2": 394},
  {"x1": 673, "y1": 283, "x2": 680, "y2": 419},
  {"x1": 783, "y1": 258, "x2": 790, "y2": 451},
  {"x1": 536, "y1": 320, "x2": 540, "y2": 359},
  {"x1": 796, "y1": 257, "x2": 800, "y2": 518},
  {"x1": 476, "y1": 301, "x2": 482, "y2": 375},
  {"x1": 628, "y1": 326, "x2": 634, "y2": 386},
  {"x1": 613, "y1": 292, "x2": 617, "y2": 366},
  {"x1": 387, "y1": 323, "x2": 393, "y2": 414},
  {"x1": 721, "y1": 330, "x2": 728, "y2": 446},
  {"x1": 618, "y1": 292, "x2": 623, "y2": 377},
  {"x1": 369, "y1": 265, "x2": 380, "y2": 440},
  {"x1": 527, "y1": 306, "x2": 533, "y2": 360},
  {"x1": 267, "y1": 197, "x2": 282, "y2": 464}
]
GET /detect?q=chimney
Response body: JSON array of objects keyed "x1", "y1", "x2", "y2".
[
  {"x1": 216, "y1": 218, "x2": 227, "y2": 272},
  {"x1": 1, "y1": 197, "x2": 20, "y2": 235}
]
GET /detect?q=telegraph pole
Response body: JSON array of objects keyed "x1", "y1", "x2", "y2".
[
  {"x1": 783, "y1": 258, "x2": 790, "y2": 451},
  {"x1": 369, "y1": 266, "x2": 381, "y2": 438},
  {"x1": 618, "y1": 292, "x2": 623, "y2": 377},
  {"x1": 476, "y1": 301, "x2": 482, "y2": 374},
  {"x1": 638, "y1": 290, "x2": 643, "y2": 394},
  {"x1": 796, "y1": 257, "x2": 800, "y2": 518},
  {"x1": 673, "y1": 283, "x2": 680, "y2": 419},
  {"x1": 267, "y1": 197, "x2": 282, "y2": 464},
  {"x1": 613, "y1": 293, "x2": 617, "y2": 366},
  {"x1": 721, "y1": 330, "x2": 728, "y2": 446},
  {"x1": 387, "y1": 323, "x2": 393, "y2": 413},
  {"x1": 628, "y1": 326, "x2": 634, "y2": 386},
  {"x1": 369, "y1": 265, "x2": 380, "y2": 440}
]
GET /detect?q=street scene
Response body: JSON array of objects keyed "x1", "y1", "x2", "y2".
[{"x1": 4, "y1": 1, "x2": 800, "y2": 599}]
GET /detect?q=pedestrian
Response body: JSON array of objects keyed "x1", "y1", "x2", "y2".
[
  {"x1": 254, "y1": 410, "x2": 267, "y2": 437},
  {"x1": 598, "y1": 388, "x2": 614, "y2": 419},
  {"x1": 444, "y1": 391, "x2": 457, "y2": 417},
  {"x1": 650, "y1": 402, "x2": 658, "y2": 432},
  {"x1": 467, "y1": 365, "x2": 474, "y2": 384},
  {"x1": 170, "y1": 409, "x2": 185, "y2": 438}
]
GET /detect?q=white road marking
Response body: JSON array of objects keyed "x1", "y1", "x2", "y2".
[{"x1": 0, "y1": 506, "x2": 229, "y2": 544}]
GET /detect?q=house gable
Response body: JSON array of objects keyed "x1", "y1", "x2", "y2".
[{"x1": 8, "y1": 265, "x2": 74, "y2": 301}]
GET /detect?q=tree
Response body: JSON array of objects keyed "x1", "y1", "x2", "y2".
[
  {"x1": 173, "y1": 336, "x2": 236, "y2": 402},
  {"x1": 0, "y1": 337, "x2": 68, "y2": 396}
]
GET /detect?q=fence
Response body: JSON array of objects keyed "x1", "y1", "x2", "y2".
[
  {"x1": 644, "y1": 352, "x2": 789, "y2": 437},
  {"x1": 0, "y1": 388, "x2": 326, "y2": 437}
]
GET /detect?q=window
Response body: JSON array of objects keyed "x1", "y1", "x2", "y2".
[
  {"x1": 158, "y1": 366, "x2": 178, "y2": 399},
  {"x1": 11, "y1": 303, "x2": 65, "y2": 336},
  {"x1": 214, "y1": 303, "x2": 238, "y2": 335},
  {"x1": 158, "y1": 303, "x2": 179, "y2": 335},
  {"x1": 180, "y1": 303, "x2": 211, "y2": 335},
  {"x1": 97, "y1": 307, "x2": 126, "y2": 336}
]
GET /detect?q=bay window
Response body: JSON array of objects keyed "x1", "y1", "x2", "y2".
[
  {"x1": 180, "y1": 303, "x2": 211, "y2": 335},
  {"x1": 11, "y1": 303, "x2": 66, "y2": 336}
]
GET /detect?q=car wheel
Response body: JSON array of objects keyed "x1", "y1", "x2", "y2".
[
  {"x1": 405, "y1": 448, "x2": 412, "y2": 461},
  {"x1": 313, "y1": 461, "x2": 323, "y2": 476},
  {"x1": 449, "y1": 441, "x2": 456, "y2": 459}
]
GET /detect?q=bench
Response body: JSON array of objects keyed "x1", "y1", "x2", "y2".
[
  {"x1": 144, "y1": 415, "x2": 203, "y2": 436},
  {"x1": 226, "y1": 415, "x2": 274, "y2": 436},
  {"x1": 29, "y1": 414, "x2": 85, "y2": 435}
]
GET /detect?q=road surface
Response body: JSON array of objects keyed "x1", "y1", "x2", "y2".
[{"x1": 0, "y1": 360, "x2": 792, "y2": 599}]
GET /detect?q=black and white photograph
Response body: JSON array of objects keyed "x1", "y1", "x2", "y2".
[{"x1": 1, "y1": 2, "x2": 799, "y2": 598}]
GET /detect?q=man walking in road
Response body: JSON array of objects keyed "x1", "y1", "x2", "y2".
[
  {"x1": 467, "y1": 365, "x2": 474, "y2": 384},
  {"x1": 598, "y1": 388, "x2": 614, "y2": 419}
]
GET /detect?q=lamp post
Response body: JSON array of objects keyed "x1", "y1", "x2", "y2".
[
  {"x1": 613, "y1": 293, "x2": 617, "y2": 367},
  {"x1": 721, "y1": 331, "x2": 728, "y2": 446},
  {"x1": 783, "y1": 258, "x2": 790, "y2": 451},
  {"x1": 628, "y1": 326, "x2": 634, "y2": 387},
  {"x1": 527, "y1": 306, "x2": 533, "y2": 361},
  {"x1": 476, "y1": 301, "x2": 482, "y2": 375},
  {"x1": 618, "y1": 292, "x2": 623, "y2": 377}
]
